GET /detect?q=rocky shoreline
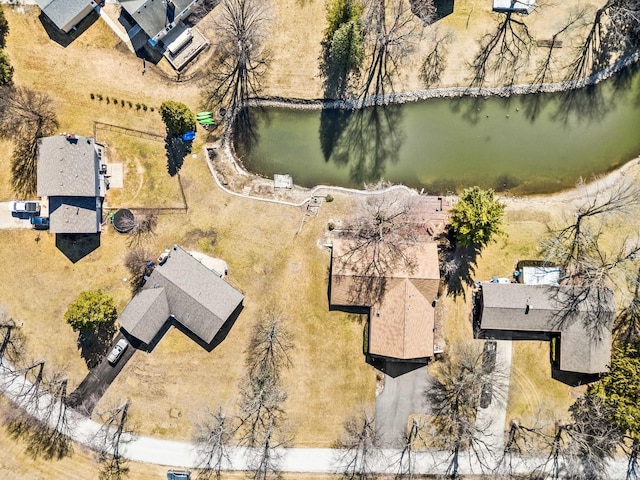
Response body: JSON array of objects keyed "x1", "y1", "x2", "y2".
[
  {"x1": 209, "y1": 52, "x2": 640, "y2": 205},
  {"x1": 248, "y1": 51, "x2": 640, "y2": 110}
]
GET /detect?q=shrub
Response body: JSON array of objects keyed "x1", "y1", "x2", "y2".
[
  {"x1": 120, "y1": 99, "x2": 125, "y2": 107},
  {"x1": 105, "y1": 96, "x2": 110, "y2": 104},
  {"x1": 325, "y1": 194, "x2": 334, "y2": 202},
  {"x1": 135, "y1": 103, "x2": 141, "y2": 110},
  {"x1": 97, "y1": 94, "x2": 103, "y2": 101},
  {"x1": 90, "y1": 93, "x2": 95, "y2": 100},
  {"x1": 128, "y1": 101, "x2": 133, "y2": 108},
  {"x1": 142, "y1": 104, "x2": 147, "y2": 111}
]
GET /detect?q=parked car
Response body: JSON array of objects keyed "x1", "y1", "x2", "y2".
[
  {"x1": 11, "y1": 200, "x2": 40, "y2": 216},
  {"x1": 167, "y1": 470, "x2": 191, "y2": 480},
  {"x1": 482, "y1": 340, "x2": 497, "y2": 374},
  {"x1": 107, "y1": 338, "x2": 128, "y2": 366},
  {"x1": 30, "y1": 216, "x2": 50, "y2": 230}
]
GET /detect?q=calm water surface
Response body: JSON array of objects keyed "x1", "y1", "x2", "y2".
[{"x1": 235, "y1": 66, "x2": 640, "y2": 194}]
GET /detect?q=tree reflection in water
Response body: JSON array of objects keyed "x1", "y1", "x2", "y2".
[{"x1": 320, "y1": 105, "x2": 405, "y2": 186}]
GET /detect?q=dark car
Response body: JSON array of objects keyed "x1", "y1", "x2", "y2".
[
  {"x1": 480, "y1": 383, "x2": 493, "y2": 408},
  {"x1": 482, "y1": 340, "x2": 497, "y2": 374},
  {"x1": 30, "y1": 216, "x2": 50, "y2": 230}
]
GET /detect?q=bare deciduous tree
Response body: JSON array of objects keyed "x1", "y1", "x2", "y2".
[
  {"x1": 203, "y1": 0, "x2": 270, "y2": 124},
  {"x1": 614, "y1": 267, "x2": 640, "y2": 345},
  {"x1": 419, "y1": 29, "x2": 452, "y2": 87},
  {"x1": 194, "y1": 406, "x2": 233, "y2": 479},
  {"x1": 335, "y1": 410, "x2": 381, "y2": 480},
  {"x1": 393, "y1": 418, "x2": 426, "y2": 479},
  {"x1": 361, "y1": 0, "x2": 423, "y2": 102},
  {"x1": 540, "y1": 179, "x2": 640, "y2": 333},
  {"x1": 126, "y1": 210, "x2": 159, "y2": 248},
  {"x1": 124, "y1": 247, "x2": 154, "y2": 294},
  {"x1": 248, "y1": 415, "x2": 287, "y2": 480},
  {"x1": 0, "y1": 86, "x2": 58, "y2": 197},
  {"x1": 94, "y1": 400, "x2": 136, "y2": 480},
  {"x1": 236, "y1": 313, "x2": 292, "y2": 480},
  {"x1": 469, "y1": 13, "x2": 534, "y2": 88},
  {"x1": 526, "y1": 395, "x2": 620, "y2": 479},
  {"x1": 245, "y1": 309, "x2": 293, "y2": 383},
  {"x1": 335, "y1": 194, "x2": 417, "y2": 304},
  {"x1": 425, "y1": 343, "x2": 507, "y2": 477},
  {"x1": 236, "y1": 372, "x2": 287, "y2": 449},
  {"x1": 0, "y1": 309, "x2": 26, "y2": 367}
]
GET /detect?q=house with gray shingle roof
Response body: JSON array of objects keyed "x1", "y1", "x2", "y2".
[
  {"x1": 477, "y1": 283, "x2": 614, "y2": 374},
  {"x1": 37, "y1": 134, "x2": 106, "y2": 234},
  {"x1": 119, "y1": 0, "x2": 198, "y2": 46},
  {"x1": 35, "y1": 0, "x2": 98, "y2": 33},
  {"x1": 118, "y1": 245, "x2": 244, "y2": 349}
]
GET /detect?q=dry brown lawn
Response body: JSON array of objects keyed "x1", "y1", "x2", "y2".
[
  {"x1": 254, "y1": 0, "x2": 607, "y2": 98},
  {"x1": 0, "y1": 0, "x2": 633, "y2": 476}
]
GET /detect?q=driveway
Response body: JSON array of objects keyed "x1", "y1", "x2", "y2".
[
  {"x1": 66, "y1": 332, "x2": 137, "y2": 414},
  {"x1": 0, "y1": 202, "x2": 36, "y2": 229},
  {"x1": 375, "y1": 365, "x2": 431, "y2": 446},
  {"x1": 475, "y1": 339, "x2": 513, "y2": 466}
]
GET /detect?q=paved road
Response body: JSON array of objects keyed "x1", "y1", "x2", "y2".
[
  {"x1": 0, "y1": 361, "x2": 634, "y2": 477},
  {"x1": 66, "y1": 332, "x2": 137, "y2": 414},
  {"x1": 375, "y1": 365, "x2": 431, "y2": 446},
  {"x1": 0, "y1": 202, "x2": 36, "y2": 230}
]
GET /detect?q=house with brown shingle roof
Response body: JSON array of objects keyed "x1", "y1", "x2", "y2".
[
  {"x1": 330, "y1": 240, "x2": 441, "y2": 362},
  {"x1": 118, "y1": 245, "x2": 244, "y2": 350},
  {"x1": 477, "y1": 283, "x2": 614, "y2": 374}
]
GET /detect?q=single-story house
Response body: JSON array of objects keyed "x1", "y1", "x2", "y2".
[
  {"x1": 35, "y1": 0, "x2": 98, "y2": 33},
  {"x1": 477, "y1": 283, "x2": 614, "y2": 374},
  {"x1": 118, "y1": 0, "x2": 199, "y2": 46},
  {"x1": 330, "y1": 240, "x2": 441, "y2": 362},
  {"x1": 118, "y1": 245, "x2": 244, "y2": 349},
  {"x1": 37, "y1": 134, "x2": 107, "y2": 234},
  {"x1": 493, "y1": 0, "x2": 536, "y2": 14}
]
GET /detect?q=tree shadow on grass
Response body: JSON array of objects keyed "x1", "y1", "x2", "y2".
[
  {"x1": 77, "y1": 322, "x2": 117, "y2": 370},
  {"x1": 6, "y1": 417, "x2": 72, "y2": 460},
  {"x1": 440, "y1": 234, "x2": 481, "y2": 299},
  {"x1": 166, "y1": 135, "x2": 192, "y2": 176}
]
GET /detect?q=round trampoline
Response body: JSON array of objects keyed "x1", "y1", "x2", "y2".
[{"x1": 112, "y1": 209, "x2": 136, "y2": 233}]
